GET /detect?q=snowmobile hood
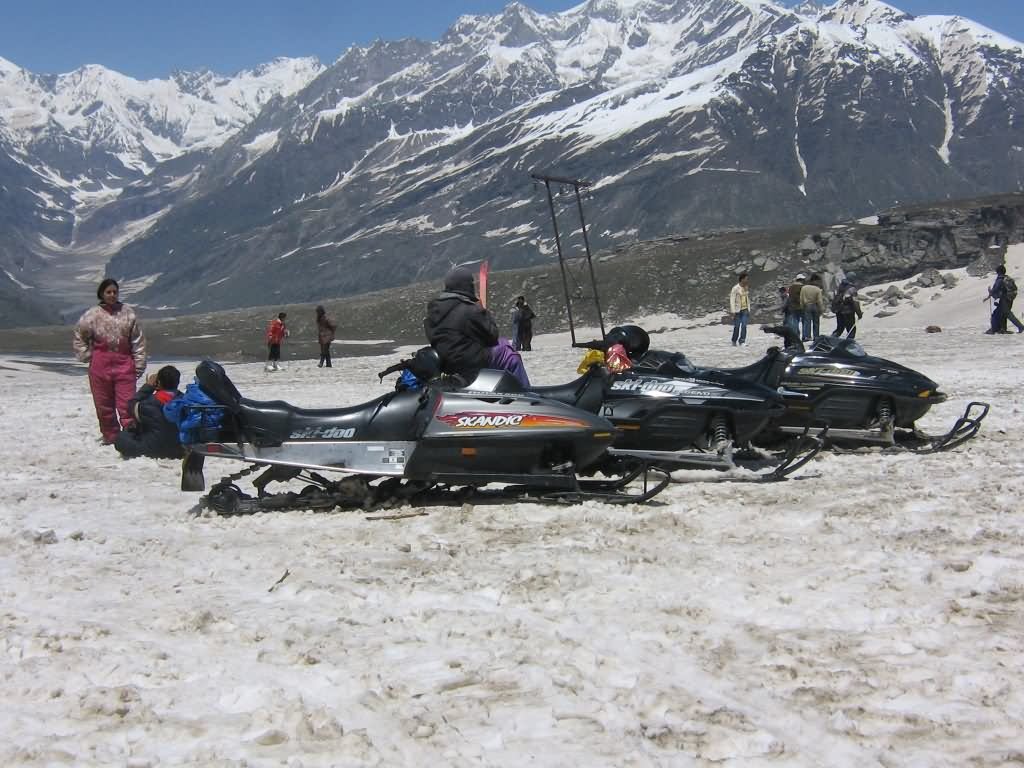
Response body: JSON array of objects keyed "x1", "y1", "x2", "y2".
[{"x1": 788, "y1": 346, "x2": 940, "y2": 396}]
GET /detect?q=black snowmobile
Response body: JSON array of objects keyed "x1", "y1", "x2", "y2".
[
  {"x1": 179, "y1": 360, "x2": 668, "y2": 515},
  {"x1": 384, "y1": 333, "x2": 821, "y2": 481},
  {"x1": 678, "y1": 325, "x2": 988, "y2": 451}
]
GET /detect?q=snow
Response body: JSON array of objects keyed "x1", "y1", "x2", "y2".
[{"x1": 2, "y1": 247, "x2": 1023, "y2": 765}]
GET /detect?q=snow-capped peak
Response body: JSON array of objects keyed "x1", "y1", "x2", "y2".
[
  {"x1": 0, "y1": 56, "x2": 324, "y2": 161},
  {"x1": 819, "y1": 0, "x2": 910, "y2": 28}
]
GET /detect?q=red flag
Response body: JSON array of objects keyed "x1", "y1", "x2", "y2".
[{"x1": 478, "y1": 260, "x2": 489, "y2": 308}]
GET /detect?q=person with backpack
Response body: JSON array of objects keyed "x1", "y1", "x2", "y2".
[
  {"x1": 265, "y1": 312, "x2": 289, "y2": 370},
  {"x1": 983, "y1": 265, "x2": 1022, "y2": 334},
  {"x1": 831, "y1": 282, "x2": 863, "y2": 338},
  {"x1": 999, "y1": 267, "x2": 1022, "y2": 333}
]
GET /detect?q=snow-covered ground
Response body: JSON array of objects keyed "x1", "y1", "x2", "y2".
[{"x1": 2, "y1": 249, "x2": 1023, "y2": 766}]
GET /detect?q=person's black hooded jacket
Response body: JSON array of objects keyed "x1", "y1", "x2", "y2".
[
  {"x1": 424, "y1": 266, "x2": 499, "y2": 380},
  {"x1": 114, "y1": 384, "x2": 184, "y2": 459}
]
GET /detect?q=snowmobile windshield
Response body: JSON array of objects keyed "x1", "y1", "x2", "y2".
[{"x1": 809, "y1": 336, "x2": 866, "y2": 357}]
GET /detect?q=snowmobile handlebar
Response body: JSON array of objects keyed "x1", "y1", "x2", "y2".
[
  {"x1": 573, "y1": 339, "x2": 611, "y2": 351},
  {"x1": 761, "y1": 324, "x2": 805, "y2": 352}
]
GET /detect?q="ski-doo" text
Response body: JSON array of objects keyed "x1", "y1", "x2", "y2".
[
  {"x1": 610, "y1": 378, "x2": 717, "y2": 397},
  {"x1": 289, "y1": 426, "x2": 357, "y2": 439}
]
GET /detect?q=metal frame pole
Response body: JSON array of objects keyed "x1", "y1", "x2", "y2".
[
  {"x1": 541, "y1": 177, "x2": 578, "y2": 346},
  {"x1": 573, "y1": 183, "x2": 605, "y2": 338}
]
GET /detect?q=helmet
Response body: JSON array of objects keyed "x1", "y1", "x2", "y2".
[{"x1": 605, "y1": 325, "x2": 650, "y2": 357}]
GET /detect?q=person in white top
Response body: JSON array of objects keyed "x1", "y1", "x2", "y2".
[{"x1": 729, "y1": 272, "x2": 750, "y2": 346}]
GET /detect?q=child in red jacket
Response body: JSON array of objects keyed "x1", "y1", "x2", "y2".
[{"x1": 265, "y1": 312, "x2": 288, "y2": 371}]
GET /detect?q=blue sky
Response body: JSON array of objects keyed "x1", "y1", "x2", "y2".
[{"x1": 0, "y1": 0, "x2": 1021, "y2": 80}]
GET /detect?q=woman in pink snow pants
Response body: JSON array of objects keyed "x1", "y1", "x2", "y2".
[{"x1": 73, "y1": 278, "x2": 148, "y2": 444}]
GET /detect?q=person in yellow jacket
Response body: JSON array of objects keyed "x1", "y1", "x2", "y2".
[
  {"x1": 799, "y1": 273, "x2": 828, "y2": 341},
  {"x1": 729, "y1": 272, "x2": 750, "y2": 346}
]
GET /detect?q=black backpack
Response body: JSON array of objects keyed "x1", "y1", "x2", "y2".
[{"x1": 1004, "y1": 276, "x2": 1018, "y2": 301}]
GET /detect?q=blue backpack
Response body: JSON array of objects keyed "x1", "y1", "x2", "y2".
[{"x1": 163, "y1": 380, "x2": 225, "y2": 444}]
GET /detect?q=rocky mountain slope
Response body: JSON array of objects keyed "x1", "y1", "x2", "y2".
[{"x1": 2, "y1": 0, "x2": 1023, "y2": 327}]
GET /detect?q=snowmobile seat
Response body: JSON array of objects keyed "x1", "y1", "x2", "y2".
[
  {"x1": 195, "y1": 360, "x2": 243, "y2": 411},
  {"x1": 193, "y1": 359, "x2": 429, "y2": 445},
  {"x1": 530, "y1": 368, "x2": 608, "y2": 413},
  {"x1": 234, "y1": 389, "x2": 426, "y2": 446},
  {"x1": 712, "y1": 347, "x2": 788, "y2": 387}
]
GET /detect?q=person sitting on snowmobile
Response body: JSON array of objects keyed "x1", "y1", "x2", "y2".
[
  {"x1": 114, "y1": 365, "x2": 184, "y2": 460},
  {"x1": 424, "y1": 266, "x2": 530, "y2": 387}
]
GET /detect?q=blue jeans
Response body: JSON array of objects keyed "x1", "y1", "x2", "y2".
[
  {"x1": 731, "y1": 310, "x2": 749, "y2": 344},
  {"x1": 803, "y1": 308, "x2": 820, "y2": 340},
  {"x1": 785, "y1": 311, "x2": 801, "y2": 335}
]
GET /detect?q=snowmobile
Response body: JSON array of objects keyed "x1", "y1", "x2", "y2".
[
  {"x1": 178, "y1": 360, "x2": 669, "y2": 515},
  {"x1": 384, "y1": 337, "x2": 822, "y2": 481},
  {"x1": 664, "y1": 324, "x2": 988, "y2": 452}
]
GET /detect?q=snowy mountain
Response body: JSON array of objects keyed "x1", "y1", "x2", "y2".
[
  {"x1": 0, "y1": 55, "x2": 324, "y2": 322},
  {"x1": 2, "y1": 0, "x2": 1024, "y2": 324}
]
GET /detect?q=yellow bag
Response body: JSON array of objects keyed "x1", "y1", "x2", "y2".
[{"x1": 576, "y1": 348, "x2": 606, "y2": 374}]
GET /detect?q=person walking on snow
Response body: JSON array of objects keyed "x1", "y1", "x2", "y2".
[
  {"x1": 729, "y1": 273, "x2": 750, "y2": 346},
  {"x1": 73, "y1": 278, "x2": 148, "y2": 444},
  {"x1": 984, "y1": 265, "x2": 1023, "y2": 334},
  {"x1": 315, "y1": 305, "x2": 337, "y2": 367},
  {"x1": 266, "y1": 312, "x2": 289, "y2": 370},
  {"x1": 831, "y1": 282, "x2": 863, "y2": 338}
]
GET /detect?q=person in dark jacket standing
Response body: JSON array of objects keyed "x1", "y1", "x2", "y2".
[
  {"x1": 424, "y1": 266, "x2": 529, "y2": 386},
  {"x1": 785, "y1": 274, "x2": 806, "y2": 336},
  {"x1": 315, "y1": 305, "x2": 337, "y2": 367},
  {"x1": 512, "y1": 295, "x2": 536, "y2": 351},
  {"x1": 114, "y1": 365, "x2": 183, "y2": 459}
]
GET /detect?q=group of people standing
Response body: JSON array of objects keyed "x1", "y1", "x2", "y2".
[
  {"x1": 262, "y1": 305, "x2": 337, "y2": 371},
  {"x1": 782, "y1": 273, "x2": 836, "y2": 341},
  {"x1": 728, "y1": 271, "x2": 864, "y2": 345}
]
